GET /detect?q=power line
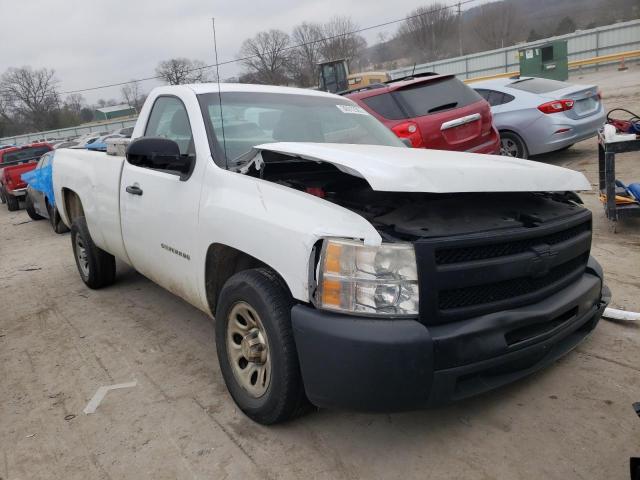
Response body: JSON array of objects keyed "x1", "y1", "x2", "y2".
[{"x1": 60, "y1": 0, "x2": 479, "y2": 95}]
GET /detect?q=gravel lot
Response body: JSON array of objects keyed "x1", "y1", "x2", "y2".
[{"x1": 1, "y1": 67, "x2": 639, "y2": 480}]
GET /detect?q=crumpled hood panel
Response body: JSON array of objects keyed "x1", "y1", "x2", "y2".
[{"x1": 254, "y1": 142, "x2": 591, "y2": 193}]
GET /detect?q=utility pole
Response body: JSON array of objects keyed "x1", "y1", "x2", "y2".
[{"x1": 457, "y1": 1, "x2": 463, "y2": 57}]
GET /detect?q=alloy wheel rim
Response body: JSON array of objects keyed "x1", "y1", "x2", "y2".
[
  {"x1": 501, "y1": 138, "x2": 519, "y2": 157},
  {"x1": 226, "y1": 301, "x2": 271, "y2": 398},
  {"x1": 75, "y1": 235, "x2": 90, "y2": 278}
]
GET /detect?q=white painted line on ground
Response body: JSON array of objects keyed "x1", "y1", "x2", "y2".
[{"x1": 83, "y1": 381, "x2": 138, "y2": 414}]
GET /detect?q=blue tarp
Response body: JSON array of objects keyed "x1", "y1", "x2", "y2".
[{"x1": 21, "y1": 156, "x2": 55, "y2": 207}]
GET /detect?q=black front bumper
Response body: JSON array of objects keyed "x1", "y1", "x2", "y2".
[{"x1": 291, "y1": 264, "x2": 609, "y2": 412}]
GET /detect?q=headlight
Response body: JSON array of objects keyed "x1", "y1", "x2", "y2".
[{"x1": 315, "y1": 238, "x2": 419, "y2": 316}]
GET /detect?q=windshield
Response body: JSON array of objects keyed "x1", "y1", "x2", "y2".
[
  {"x1": 392, "y1": 77, "x2": 482, "y2": 117},
  {"x1": 198, "y1": 91, "x2": 404, "y2": 167},
  {"x1": 2, "y1": 146, "x2": 50, "y2": 165}
]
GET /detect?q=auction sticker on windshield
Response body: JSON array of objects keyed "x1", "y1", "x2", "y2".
[{"x1": 336, "y1": 104, "x2": 369, "y2": 115}]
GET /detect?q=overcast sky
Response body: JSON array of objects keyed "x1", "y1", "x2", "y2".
[{"x1": 0, "y1": 0, "x2": 469, "y2": 104}]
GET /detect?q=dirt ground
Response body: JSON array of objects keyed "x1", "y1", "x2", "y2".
[{"x1": 1, "y1": 66, "x2": 639, "y2": 480}]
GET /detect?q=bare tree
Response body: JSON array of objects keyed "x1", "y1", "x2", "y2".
[
  {"x1": 0, "y1": 66, "x2": 59, "y2": 130},
  {"x1": 397, "y1": 3, "x2": 457, "y2": 63},
  {"x1": 121, "y1": 81, "x2": 145, "y2": 111},
  {"x1": 318, "y1": 16, "x2": 367, "y2": 69},
  {"x1": 0, "y1": 93, "x2": 11, "y2": 123},
  {"x1": 238, "y1": 30, "x2": 292, "y2": 85},
  {"x1": 155, "y1": 58, "x2": 211, "y2": 85},
  {"x1": 470, "y1": 3, "x2": 524, "y2": 50},
  {"x1": 555, "y1": 16, "x2": 577, "y2": 36},
  {"x1": 290, "y1": 22, "x2": 323, "y2": 87},
  {"x1": 64, "y1": 93, "x2": 85, "y2": 115},
  {"x1": 95, "y1": 98, "x2": 118, "y2": 108}
]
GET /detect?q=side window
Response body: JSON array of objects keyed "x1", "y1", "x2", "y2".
[
  {"x1": 501, "y1": 93, "x2": 515, "y2": 105},
  {"x1": 475, "y1": 89, "x2": 490, "y2": 101},
  {"x1": 144, "y1": 97, "x2": 194, "y2": 156},
  {"x1": 477, "y1": 89, "x2": 514, "y2": 107},
  {"x1": 361, "y1": 93, "x2": 407, "y2": 120},
  {"x1": 489, "y1": 90, "x2": 516, "y2": 106},
  {"x1": 487, "y1": 91, "x2": 504, "y2": 107}
]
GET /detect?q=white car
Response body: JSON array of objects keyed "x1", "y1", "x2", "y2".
[{"x1": 53, "y1": 83, "x2": 608, "y2": 424}]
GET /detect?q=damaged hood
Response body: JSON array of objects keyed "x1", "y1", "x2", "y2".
[{"x1": 253, "y1": 142, "x2": 591, "y2": 193}]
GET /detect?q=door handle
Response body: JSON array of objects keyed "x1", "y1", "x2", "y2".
[{"x1": 126, "y1": 185, "x2": 143, "y2": 196}]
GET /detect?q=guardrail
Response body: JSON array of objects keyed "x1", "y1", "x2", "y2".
[
  {"x1": 0, "y1": 116, "x2": 138, "y2": 146},
  {"x1": 569, "y1": 49, "x2": 640, "y2": 68},
  {"x1": 464, "y1": 49, "x2": 640, "y2": 84},
  {"x1": 390, "y1": 19, "x2": 640, "y2": 81}
]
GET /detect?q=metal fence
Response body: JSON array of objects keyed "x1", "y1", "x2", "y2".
[
  {"x1": 389, "y1": 19, "x2": 640, "y2": 80},
  {"x1": 0, "y1": 116, "x2": 138, "y2": 146}
]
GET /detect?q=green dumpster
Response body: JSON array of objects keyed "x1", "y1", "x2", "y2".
[{"x1": 518, "y1": 40, "x2": 568, "y2": 81}]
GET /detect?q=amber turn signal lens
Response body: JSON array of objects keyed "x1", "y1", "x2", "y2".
[
  {"x1": 324, "y1": 242, "x2": 342, "y2": 273},
  {"x1": 321, "y1": 279, "x2": 342, "y2": 307}
]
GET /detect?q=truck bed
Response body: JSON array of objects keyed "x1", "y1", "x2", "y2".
[
  {"x1": 3, "y1": 162, "x2": 37, "y2": 194},
  {"x1": 53, "y1": 149, "x2": 130, "y2": 263}
]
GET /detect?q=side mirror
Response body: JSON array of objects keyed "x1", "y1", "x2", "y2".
[{"x1": 126, "y1": 137, "x2": 193, "y2": 179}]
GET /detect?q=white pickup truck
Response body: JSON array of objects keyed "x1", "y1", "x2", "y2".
[{"x1": 53, "y1": 83, "x2": 609, "y2": 424}]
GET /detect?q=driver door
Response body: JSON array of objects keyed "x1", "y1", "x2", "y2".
[{"x1": 120, "y1": 95, "x2": 202, "y2": 306}]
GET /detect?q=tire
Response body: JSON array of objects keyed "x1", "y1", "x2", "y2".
[
  {"x1": 215, "y1": 268, "x2": 307, "y2": 424},
  {"x1": 0, "y1": 186, "x2": 6, "y2": 204},
  {"x1": 47, "y1": 202, "x2": 69, "y2": 234},
  {"x1": 25, "y1": 194, "x2": 44, "y2": 220},
  {"x1": 70, "y1": 216, "x2": 116, "y2": 289},
  {"x1": 6, "y1": 193, "x2": 20, "y2": 211},
  {"x1": 500, "y1": 131, "x2": 529, "y2": 159}
]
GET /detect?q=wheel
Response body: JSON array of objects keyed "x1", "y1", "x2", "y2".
[
  {"x1": 215, "y1": 268, "x2": 307, "y2": 424},
  {"x1": 70, "y1": 216, "x2": 116, "y2": 289},
  {"x1": 47, "y1": 202, "x2": 69, "y2": 234},
  {"x1": 500, "y1": 131, "x2": 529, "y2": 159},
  {"x1": 0, "y1": 186, "x2": 5, "y2": 204},
  {"x1": 25, "y1": 194, "x2": 44, "y2": 220},
  {"x1": 6, "y1": 193, "x2": 20, "y2": 211}
]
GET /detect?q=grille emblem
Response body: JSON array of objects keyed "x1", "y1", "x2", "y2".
[{"x1": 528, "y1": 245, "x2": 558, "y2": 278}]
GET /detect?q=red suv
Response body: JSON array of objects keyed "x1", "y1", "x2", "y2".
[{"x1": 344, "y1": 73, "x2": 500, "y2": 154}]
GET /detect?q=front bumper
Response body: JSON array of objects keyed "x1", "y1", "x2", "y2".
[{"x1": 292, "y1": 265, "x2": 608, "y2": 412}]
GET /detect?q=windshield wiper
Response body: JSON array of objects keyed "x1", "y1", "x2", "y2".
[{"x1": 428, "y1": 102, "x2": 458, "y2": 114}]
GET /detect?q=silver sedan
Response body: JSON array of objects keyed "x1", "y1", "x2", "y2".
[{"x1": 472, "y1": 77, "x2": 605, "y2": 159}]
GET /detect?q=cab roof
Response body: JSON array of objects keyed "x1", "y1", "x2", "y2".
[{"x1": 184, "y1": 83, "x2": 342, "y2": 99}]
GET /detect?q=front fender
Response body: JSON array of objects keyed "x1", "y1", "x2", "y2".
[{"x1": 196, "y1": 164, "x2": 381, "y2": 304}]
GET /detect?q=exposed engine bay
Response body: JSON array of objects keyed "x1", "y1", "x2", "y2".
[{"x1": 246, "y1": 151, "x2": 588, "y2": 241}]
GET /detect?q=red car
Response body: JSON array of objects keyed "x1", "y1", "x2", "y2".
[
  {"x1": 344, "y1": 73, "x2": 500, "y2": 154},
  {"x1": 0, "y1": 143, "x2": 52, "y2": 211}
]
